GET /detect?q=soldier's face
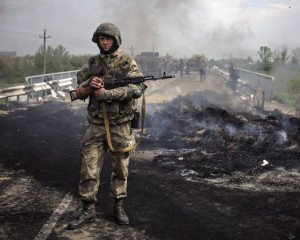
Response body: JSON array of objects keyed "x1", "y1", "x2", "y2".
[{"x1": 99, "y1": 36, "x2": 114, "y2": 52}]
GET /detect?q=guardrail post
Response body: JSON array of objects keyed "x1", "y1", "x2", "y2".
[
  {"x1": 4, "y1": 97, "x2": 9, "y2": 107},
  {"x1": 296, "y1": 95, "x2": 300, "y2": 117}
]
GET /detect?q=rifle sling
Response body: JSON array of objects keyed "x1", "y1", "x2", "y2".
[{"x1": 102, "y1": 93, "x2": 146, "y2": 153}]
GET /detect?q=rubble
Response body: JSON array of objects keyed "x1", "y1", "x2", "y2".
[{"x1": 143, "y1": 91, "x2": 300, "y2": 188}]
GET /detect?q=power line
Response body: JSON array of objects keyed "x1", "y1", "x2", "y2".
[
  {"x1": 0, "y1": 21, "x2": 84, "y2": 43},
  {"x1": 0, "y1": 20, "x2": 93, "y2": 47},
  {"x1": 0, "y1": 29, "x2": 37, "y2": 36},
  {"x1": 0, "y1": 21, "x2": 41, "y2": 30},
  {"x1": 0, "y1": 29, "x2": 91, "y2": 48},
  {"x1": 0, "y1": 23, "x2": 94, "y2": 54}
]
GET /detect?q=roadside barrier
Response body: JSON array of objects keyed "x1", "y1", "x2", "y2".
[
  {"x1": 0, "y1": 77, "x2": 75, "y2": 105},
  {"x1": 215, "y1": 67, "x2": 274, "y2": 110}
]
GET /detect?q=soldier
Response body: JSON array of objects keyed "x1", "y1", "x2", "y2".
[
  {"x1": 178, "y1": 59, "x2": 184, "y2": 78},
  {"x1": 68, "y1": 22, "x2": 145, "y2": 229},
  {"x1": 199, "y1": 57, "x2": 207, "y2": 82},
  {"x1": 228, "y1": 62, "x2": 240, "y2": 91}
]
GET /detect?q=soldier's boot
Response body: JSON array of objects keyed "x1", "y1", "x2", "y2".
[
  {"x1": 68, "y1": 201, "x2": 96, "y2": 229},
  {"x1": 112, "y1": 198, "x2": 129, "y2": 225}
]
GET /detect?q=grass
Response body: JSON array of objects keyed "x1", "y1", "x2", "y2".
[{"x1": 273, "y1": 93, "x2": 298, "y2": 107}]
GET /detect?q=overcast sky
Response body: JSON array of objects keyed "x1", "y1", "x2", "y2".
[{"x1": 0, "y1": 0, "x2": 299, "y2": 59}]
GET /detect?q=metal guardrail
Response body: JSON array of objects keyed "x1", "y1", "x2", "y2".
[
  {"x1": 215, "y1": 67, "x2": 275, "y2": 109},
  {"x1": 0, "y1": 68, "x2": 276, "y2": 110},
  {"x1": 238, "y1": 68, "x2": 274, "y2": 101},
  {"x1": 0, "y1": 70, "x2": 78, "y2": 104},
  {"x1": 25, "y1": 70, "x2": 78, "y2": 85},
  {"x1": 0, "y1": 77, "x2": 75, "y2": 104}
]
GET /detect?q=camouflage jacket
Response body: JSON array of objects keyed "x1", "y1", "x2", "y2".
[{"x1": 76, "y1": 49, "x2": 145, "y2": 125}]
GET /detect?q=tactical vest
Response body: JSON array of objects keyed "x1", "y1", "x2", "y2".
[{"x1": 77, "y1": 50, "x2": 138, "y2": 125}]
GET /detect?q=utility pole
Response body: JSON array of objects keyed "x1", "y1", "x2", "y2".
[
  {"x1": 128, "y1": 45, "x2": 135, "y2": 57},
  {"x1": 39, "y1": 29, "x2": 51, "y2": 74}
]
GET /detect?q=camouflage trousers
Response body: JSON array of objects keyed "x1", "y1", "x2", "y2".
[{"x1": 78, "y1": 121, "x2": 135, "y2": 202}]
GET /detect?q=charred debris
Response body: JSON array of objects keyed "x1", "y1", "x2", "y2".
[{"x1": 143, "y1": 90, "x2": 300, "y2": 181}]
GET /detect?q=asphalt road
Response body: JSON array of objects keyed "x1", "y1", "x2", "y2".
[{"x1": 0, "y1": 72, "x2": 299, "y2": 240}]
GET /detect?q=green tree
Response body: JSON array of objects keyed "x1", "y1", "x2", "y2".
[
  {"x1": 0, "y1": 56, "x2": 14, "y2": 86},
  {"x1": 273, "y1": 45, "x2": 289, "y2": 64},
  {"x1": 0, "y1": 44, "x2": 91, "y2": 87},
  {"x1": 33, "y1": 44, "x2": 73, "y2": 74},
  {"x1": 69, "y1": 54, "x2": 90, "y2": 69},
  {"x1": 246, "y1": 56, "x2": 254, "y2": 63},
  {"x1": 22, "y1": 55, "x2": 36, "y2": 76},
  {"x1": 47, "y1": 45, "x2": 72, "y2": 73},
  {"x1": 257, "y1": 46, "x2": 273, "y2": 72},
  {"x1": 280, "y1": 45, "x2": 289, "y2": 64},
  {"x1": 290, "y1": 47, "x2": 300, "y2": 65},
  {"x1": 0, "y1": 56, "x2": 26, "y2": 86},
  {"x1": 33, "y1": 45, "x2": 45, "y2": 73},
  {"x1": 290, "y1": 56, "x2": 298, "y2": 65}
]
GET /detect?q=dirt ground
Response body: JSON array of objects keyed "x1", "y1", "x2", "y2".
[{"x1": 0, "y1": 71, "x2": 299, "y2": 240}]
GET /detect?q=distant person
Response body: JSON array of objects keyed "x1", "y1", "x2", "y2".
[
  {"x1": 68, "y1": 22, "x2": 145, "y2": 229},
  {"x1": 178, "y1": 58, "x2": 184, "y2": 78},
  {"x1": 185, "y1": 63, "x2": 190, "y2": 74},
  {"x1": 228, "y1": 62, "x2": 240, "y2": 91},
  {"x1": 253, "y1": 86, "x2": 264, "y2": 109},
  {"x1": 198, "y1": 57, "x2": 207, "y2": 82}
]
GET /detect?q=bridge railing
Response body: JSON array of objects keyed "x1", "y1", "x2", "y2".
[
  {"x1": 214, "y1": 67, "x2": 275, "y2": 109},
  {"x1": 238, "y1": 68, "x2": 274, "y2": 101},
  {"x1": 25, "y1": 70, "x2": 78, "y2": 85},
  {"x1": 0, "y1": 71, "x2": 77, "y2": 105},
  {"x1": 0, "y1": 68, "x2": 278, "y2": 111}
]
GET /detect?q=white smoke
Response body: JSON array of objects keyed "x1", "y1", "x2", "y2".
[{"x1": 1, "y1": 0, "x2": 300, "y2": 58}]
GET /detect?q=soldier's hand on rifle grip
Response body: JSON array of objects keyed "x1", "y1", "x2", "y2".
[
  {"x1": 89, "y1": 77, "x2": 104, "y2": 89},
  {"x1": 94, "y1": 87, "x2": 106, "y2": 98}
]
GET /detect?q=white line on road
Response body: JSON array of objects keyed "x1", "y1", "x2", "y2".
[{"x1": 34, "y1": 192, "x2": 73, "y2": 240}]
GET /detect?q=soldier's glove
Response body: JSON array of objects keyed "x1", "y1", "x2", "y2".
[{"x1": 94, "y1": 88, "x2": 109, "y2": 100}]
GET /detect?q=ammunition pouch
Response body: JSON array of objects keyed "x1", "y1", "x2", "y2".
[{"x1": 131, "y1": 111, "x2": 140, "y2": 129}]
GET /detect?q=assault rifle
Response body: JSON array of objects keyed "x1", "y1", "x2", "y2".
[{"x1": 69, "y1": 72, "x2": 175, "y2": 101}]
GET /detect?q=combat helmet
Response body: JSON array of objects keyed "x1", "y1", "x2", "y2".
[{"x1": 92, "y1": 23, "x2": 122, "y2": 49}]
